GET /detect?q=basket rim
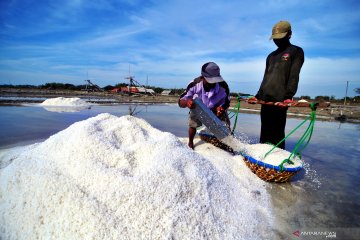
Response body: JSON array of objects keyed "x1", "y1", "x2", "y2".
[{"x1": 243, "y1": 154, "x2": 302, "y2": 172}]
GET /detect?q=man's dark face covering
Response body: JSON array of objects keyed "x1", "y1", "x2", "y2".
[{"x1": 273, "y1": 36, "x2": 290, "y2": 49}]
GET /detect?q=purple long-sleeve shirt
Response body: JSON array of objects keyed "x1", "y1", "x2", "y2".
[{"x1": 179, "y1": 77, "x2": 230, "y2": 110}]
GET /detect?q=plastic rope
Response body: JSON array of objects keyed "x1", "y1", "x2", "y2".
[
  {"x1": 264, "y1": 103, "x2": 318, "y2": 171},
  {"x1": 230, "y1": 97, "x2": 241, "y2": 135}
]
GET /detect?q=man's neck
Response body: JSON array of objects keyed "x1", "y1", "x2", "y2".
[
  {"x1": 278, "y1": 42, "x2": 291, "y2": 50},
  {"x1": 203, "y1": 80, "x2": 216, "y2": 92}
]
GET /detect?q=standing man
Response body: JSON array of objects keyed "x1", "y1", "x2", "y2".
[
  {"x1": 179, "y1": 62, "x2": 231, "y2": 149},
  {"x1": 249, "y1": 20, "x2": 304, "y2": 149}
]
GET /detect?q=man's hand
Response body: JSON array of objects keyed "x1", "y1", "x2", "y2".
[
  {"x1": 179, "y1": 99, "x2": 195, "y2": 109},
  {"x1": 216, "y1": 106, "x2": 224, "y2": 116},
  {"x1": 187, "y1": 99, "x2": 195, "y2": 109},
  {"x1": 274, "y1": 99, "x2": 293, "y2": 107},
  {"x1": 247, "y1": 96, "x2": 258, "y2": 104},
  {"x1": 284, "y1": 99, "x2": 293, "y2": 104}
]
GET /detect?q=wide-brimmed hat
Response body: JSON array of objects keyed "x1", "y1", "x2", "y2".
[
  {"x1": 201, "y1": 62, "x2": 224, "y2": 83},
  {"x1": 270, "y1": 20, "x2": 291, "y2": 40}
]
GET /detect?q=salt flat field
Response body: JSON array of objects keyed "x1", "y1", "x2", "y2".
[{"x1": 0, "y1": 101, "x2": 359, "y2": 239}]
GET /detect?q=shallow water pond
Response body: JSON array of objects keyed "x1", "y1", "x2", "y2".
[{"x1": 0, "y1": 103, "x2": 359, "y2": 239}]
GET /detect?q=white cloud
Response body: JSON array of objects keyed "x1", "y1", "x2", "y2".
[
  {"x1": 82, "y1": 27, "x2": 149, "y2": 47},
  {"x1": 302, "y1": 57, "x2": 360, "y2": 83},
  {"x1": 1, "y1": 0, "x2": 360, "y2": 99}
]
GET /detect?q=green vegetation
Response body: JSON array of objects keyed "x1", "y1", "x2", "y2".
[{"x1": 40, "y1": 82, "x2": 82, "y2": 90}]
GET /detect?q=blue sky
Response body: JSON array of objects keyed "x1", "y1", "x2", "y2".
[{"x1": 1, "y1": 0, "x2": 360, "y2": 98}]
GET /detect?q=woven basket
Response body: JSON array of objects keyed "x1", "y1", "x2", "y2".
[
  {"x1": 199, "y1": 134, "x2": 234, "y2": 154},
  {"x1": 243, "y1": 157, "x2": 299, "y2": 183},
  {"x1": 199, "y1": 133, "x2": 301, "y2": 183}
]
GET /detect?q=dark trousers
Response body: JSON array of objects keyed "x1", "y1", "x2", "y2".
[{"x1": 260, "y1": 105, "x2": 288, "y2": 149}]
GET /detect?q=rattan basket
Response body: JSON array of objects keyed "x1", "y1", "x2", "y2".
[
  {"x1": 199, "y1": 134, "x2": 234, "y2": 154},
  {"x1": 243, "y1": 155, "x2": 300, "y2": 183},
  {"x1": 198, "y1": 132, "x2": 302, "y2": 183}
]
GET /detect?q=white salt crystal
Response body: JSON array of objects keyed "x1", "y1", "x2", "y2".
[
  {"x1": 40, "y1": 97, "x2": 90, "y2": 107},
  {"x1": 39, "y1": 97, "x2": 91, "y2": 112},
  {"x1": 0, "y1": 113, "x2": 273, "y2": 239},
  {"x1": 199, "y1": 127, "x2": 302, "y2": 169},
  {"x1": 245, "y1": 143, "x2": 303, "y2": 168}
]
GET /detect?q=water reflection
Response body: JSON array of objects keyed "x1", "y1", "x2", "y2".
[
  {"x1": 42, "y1": 105, "x2": 91, "y2": 113},
  {"x1": 0, "y1": 104, "x2": 190, "y2": 148},
  {"x1": 128, "y1": 105, "x2": 148, "y2": 116}
]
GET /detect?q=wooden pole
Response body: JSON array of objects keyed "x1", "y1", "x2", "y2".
[{"x1": 344, "y1": 81, "x2": 349, "y2": 106}]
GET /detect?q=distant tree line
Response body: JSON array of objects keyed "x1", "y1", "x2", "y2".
[
  {"x1": 1, "y1": 83, "x2": 359, "y2": 101},
  {"x1": 40, "y1": 82, "x2": 85, "y2": 90},
  {"x1": 0, "y1": 84, "x2": 38, "y2": 89},
  {"x1": 0, "y1": 83, "x2": 86, "y2": 90},
  {"x1": 107, "y1": 82, "x2": 185, "y2": 94}
]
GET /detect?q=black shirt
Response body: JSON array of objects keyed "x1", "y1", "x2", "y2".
[{"x1": 256, "y1": 44, "x2": 304, "y2": 102}]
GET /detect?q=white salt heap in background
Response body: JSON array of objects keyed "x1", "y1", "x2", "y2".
[
  {"x1": 39, "y1": 97, "x2": 91, "y2": 112},
  {"x1": 0, "y1": 113, "x2": 273, "y2": 239},
  {"x1": 40, "y1": 97, "x2": 90, "y2": 107}
]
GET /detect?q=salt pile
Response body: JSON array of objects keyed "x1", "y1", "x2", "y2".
[
  {"x1": 40, "y1": 97, "x2": 90, "y2": 107},
  {"x1": 199, "y1": 127, "x2": 302, "y2": 169},
  {"x1": 0, "y1": 113, "x2": 273, "y2": 239},
  {"x1": 40, "y1": 97, "x2": 91, "y2": 112},
  {"x1": 245, "y1": 143, "x2": 303, "y2": 168}
]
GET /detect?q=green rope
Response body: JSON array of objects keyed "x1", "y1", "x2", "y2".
[
  {"x1": 264, "y1": 102, "x2": 318, "y2": 171},
  {"x1": 230, "y1": 97, "x2": 241, "y2": 135},
  {"x1": 228, "y1": 95, "x2": 254, "y2": 134}
]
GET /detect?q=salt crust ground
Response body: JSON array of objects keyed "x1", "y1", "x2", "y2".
[{"x1": 0, "y1": 113, "x2": 274, "y2": 240}]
